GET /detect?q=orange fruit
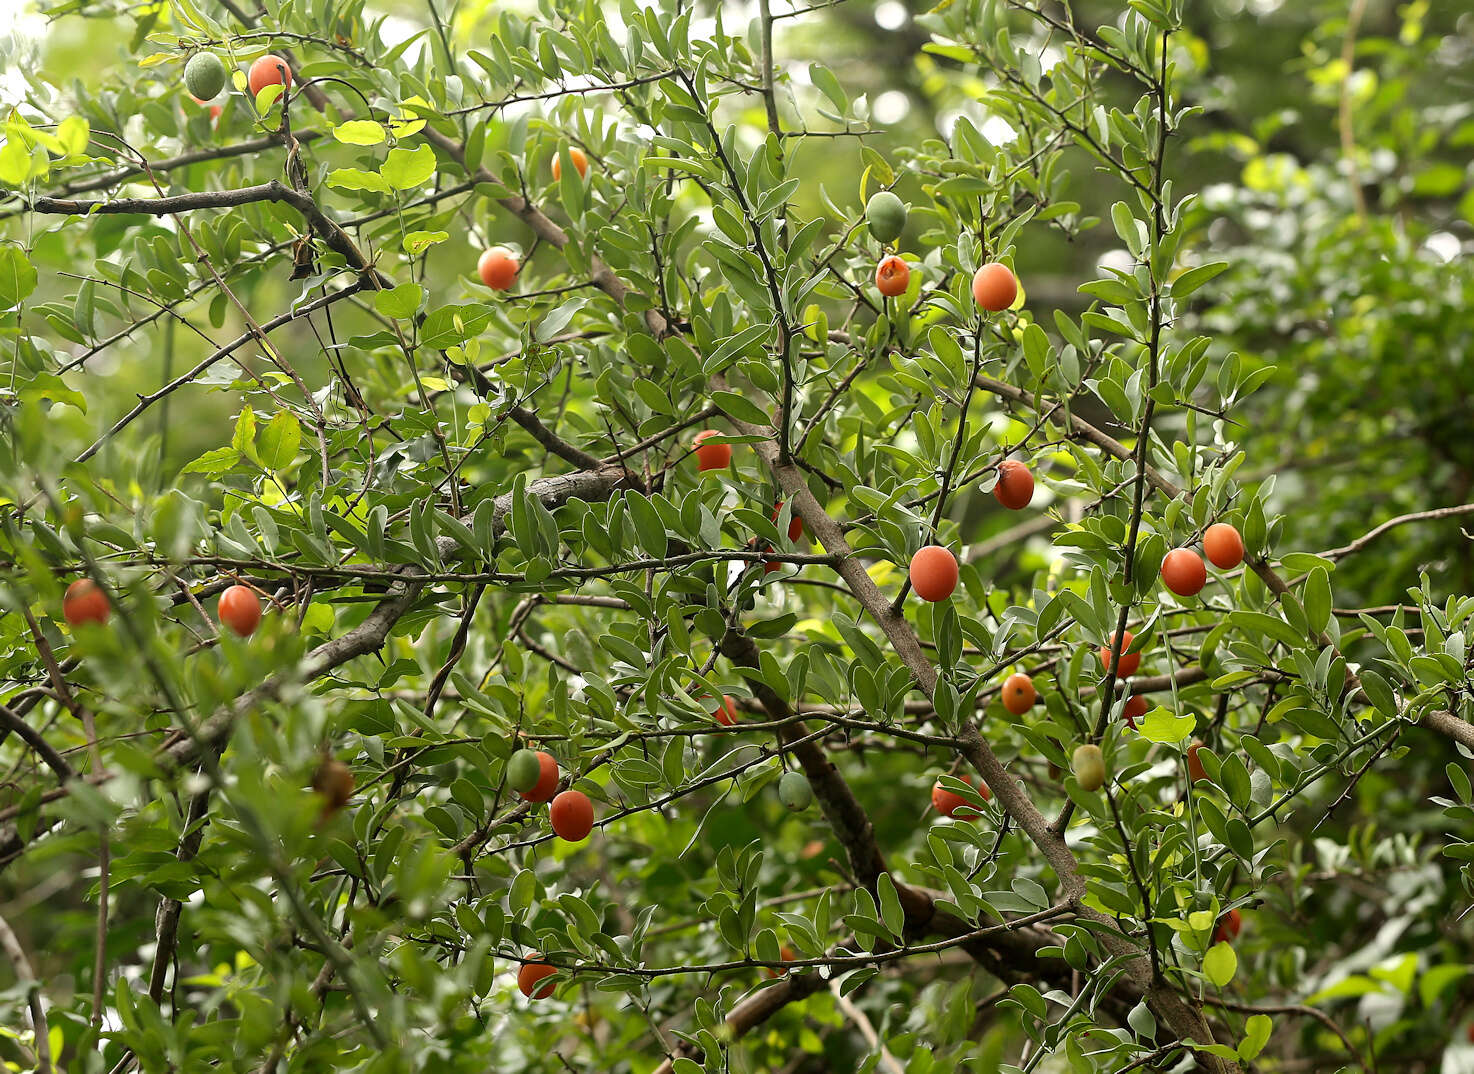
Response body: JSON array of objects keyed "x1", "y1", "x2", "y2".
[
  {"x1": 1098, "y1": 630, "x2": 1140, "y2": 677},
  {"x1": 993, "y1": 460, "x2": 1034, "y2": 510},
  {"x1": 1211, "y1": 908, "x2": 1242, "y2": 945},
  {"x1": 478, "y1": 247, "x2": 519, "y2": 290},
  {"x1": 712, "y1": 695, "x2": 739, "y2": 726},
  {"x1": 247, "y1": 55, "x2": 291, "y2": 96},
  {"x1": 1187, "y1": 740, "x2": 1210, "y2": 785},
  {"x1": 908, "y1": 545, "x2": 958, "y2": 602},
  {"x1": 551, "y1": 145, "x2": 588, "y2": 180},
  {"x1": 875, "y1": 255, "x2": 910, "y2": 297},
  {"x1": 693, "y1": 430, "x2": 732, "y2": 471},
  {"x1": 549, "y1": 789, "x2": 594, "y2": 841},
  {"x1": 1160, "y1": 548, "x2": 1207, "y2": 597},
  {"x1": 218, "y1": 583, "x2": 262, "y2": 637},
  {"x1": 1001, "y1": 673, "x2": 1036, "y2": 715},
  {"x1": 1203, "y1": 523, "x2": 1245, "y2": 569},
  {"x1": 62, "y1": 579, "x2": 110, "y2": 627},
  {"x1": 518, "y1": 956, "x2": 557, "y2": 998},
  {"x1": 971, "y1": 262, "x2": 1018, "y2": 312},
  {"x1": 519, "y1": 751, "x2": 560, "y2": 803},
  {"x1": 932, "y1": 774, "x2": 990, "y2": 818},
  {"x1": 1121, "y1": 694, "x2": 1148, "y2": 729}
]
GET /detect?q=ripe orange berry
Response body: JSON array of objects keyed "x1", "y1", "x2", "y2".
[
  {"x1": 931, "y1": 774, "x2": 990, "y2": 818},
  {"x1": 1160, "y1": 548, "x2": 1207, "y2": 597},
  {"x1": 908, "y1": 545, "x2": 958, "y2": 602},
  {"x1": 971, "y1": 262, "x2": 1018, "y2": 312},
  {"x1": 772, "y1": 502, "x2": 804, "y2": 543},
  {"x1": 218, "y1": 583, "x2": 262, "y2": 637},
  {"x1": 993, "y1": 460, "x2": 1034, "y2": 510},
  {"x1": 519, "y1": 750, "x2": 560, "y2": 803},
  {"x1": 1098, "y1": 630, "x2": 1140, "y2": 678},
  {"x1": 518, "y1": 955, "x2": 557, "y2": 999},
  {"x1": 1187, "y1": 740, "x2": 1210, "y2": 785},
  {"x1": 551, "y1": 146, "x2": 588, "y2": 181},
  {"x1": 712, "y1": 695, "x2": 740, "y2": 726},
  {"x1": 247, "y1": 54, "x2": 291, "y2": 97},
  {"x1": 1211, "y1": 908, "x2": 1242, "y2": 946},
  {"x1": 693, "y1": 430, "x2": 732, "y2": 472},
  {"x1": 478, "y1": 247, "x2": 519, "y2": 291},
  {"x1": 1122, "y1": 694, "x2": 1148, "y2": 729},
  {"x1": 1001, "y1": 673, "x2": 1036, "y2": 715},
  {"x1": 63, "y1": 579, "x2": 110, "y2": 627},
  {"x1": 1203, "y1": 523, "x2": 1245, "y2": 569},
  {"x1": 765, "y1": 944, "x2": 799, "y2": 979},
  {"x1": 549, "y1": 789, "x2": 594, "y2": 842},
  {"x1": 875, "y1": 255, "x2": 911, "y2": 297}
]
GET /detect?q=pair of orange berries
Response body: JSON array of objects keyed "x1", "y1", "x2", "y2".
[
  {"x1": 475, "y1": 147, "x2": 590, "y2": 291},
  {"x1": 63, "y1": 579, "x2": 263, "y2": 637},
  {"x1": 514, "y1": 750, "x2": 595, "y2": 842},
  {"x1": 1159, "y1": 523, "x2": 1245, "y2": 597},
  {"x1": 907, "y1": 462, "x2": 1035, "y2": 603},
  {"x1": 873, "y1": 260, "x2": 1019, "y2": 313}
]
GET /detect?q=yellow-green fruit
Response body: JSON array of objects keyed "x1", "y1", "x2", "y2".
[
  {"x1": 865, "y1": 191, "x2": 907, "y2": 243},
  {"x1": 507, "y1": 748, "x2": 542, "y2": 793},
  {"x1": 1071, "y1": 744, "x2": 1106, "y2": 791},
  {"x1": 778, "y1": 770, "x2": 814, "y2": 811},
  {"x1": 184, "y1": 52, "x2": 227, "y2": 101}
]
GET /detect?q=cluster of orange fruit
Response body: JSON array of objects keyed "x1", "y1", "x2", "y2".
[{"x1": 64, "y1": 578, "x2": 263, "y2": 636}]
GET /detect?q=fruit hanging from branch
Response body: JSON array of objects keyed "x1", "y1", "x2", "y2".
[
  {"x1": 1071, "y1": 744, "x2": 1106, "y2": 791},
  {"x1": 247, "y1": 54, "x2": 291, "y2": 97},
  {"x1": 1204, "y1": 522, "x2": 1245, "y2": 569},
  {"x1": 874, "y1": 254, "x2": 910, "y2": 297},
  {"x1": 692, "y1": 430, "x2": 731, "y2": 472},
  {"x1": 864, "y1": 190, "x2": 907, "y2": 243},
  {"x1": 1001, "y1": 673, "x2": 1037, "y2": 715},
  {"x1": 993, "y1": 460, "x2": 1034, "y2": 510},
  {"x1": 972, "y1": 262, "x2": 1018, "y2": 312},
  {"x1": 217, "y1": 584, "x2": 262, "y2": 637},
  {"x1": 184, "y1": 52, "x2": 227, "y2": 101},
  {"x1": 932, "y1": 774, "x2": 989, "y2": 818},
  {"x1": 549, "y1": 789, "x2": 594, "y2": 842},
  {"x1": 478, "y1": 247, "x2": 519, "y2": 291},
  {"x1": 1161, "y1": 548, "x2": 1207, "y2": 597},
  {"x1": 908, "y1": 545, "x2": 958, "y2": 602},
  {"x1": 62, "y1": 579, "x2": 109, "y2": 627}
]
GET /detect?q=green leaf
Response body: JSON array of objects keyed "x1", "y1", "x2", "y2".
[
  {"x1": 180, "y1": 446, "x2": 241, "y2": 476},
  {"x1": 0, "y1": 243, "x2": 38, "y2": 308},
  {"x1": 711, "y1": 390, "x2": 771, "y2": 428},
  {"x1": 233, "y1": 406, "x2": 260, "y2": 464},
  {"x1": 327, "y1": 167, "x2": 393, "y2": 194},
  {"x1": 382, "y1": 144, "x2": 437, "y2": 189},
  {"x1": 535, "y1": 298, "x2": 587, "y2": 342},
  {"x1": 1204, "y1": 941, "x2": 1237, "y2": 987},
  {"x1": 877, "y1": 872, "x2": 905, "y2": 941},
  {"x1": 403, "y1": 230, "x2": 449, "y2": 255},
  {"x1": 257, "y1": 411, "x2": 301, "y2": 472},
  {"x1": 1302, "y1": 567, "x2": 1331, "y2": 637},
  {"x1": 1170, "y1": 261, "x2": 1230, "y2": 299},
  {"x1": 1139, "y1": 707, "x2": 1194, "y2": 744},
  {"x1": 374, "y1": 283, "x2": 424, "y2": 319},
  {"x1": 334, "y1": 120, "x2": 386, "y2": 145},
  {"x1": 1238, "y1": 1014, "x2": 1272, "y2": 1061}
]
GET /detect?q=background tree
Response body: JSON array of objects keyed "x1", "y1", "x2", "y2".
[{"x1": 1, "y1": 0, "x2": 1473, "y2": 1071}]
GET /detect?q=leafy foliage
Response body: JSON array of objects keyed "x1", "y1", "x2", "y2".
[{"x1": 0, "y1": 0, "x2": 1472, "y2": 1072}]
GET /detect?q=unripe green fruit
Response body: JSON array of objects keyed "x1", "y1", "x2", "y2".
[
  {"x1": 507, "y1": 749, "x2": 542, "y2": 793},
  {"x1": 778, "y1": 770, "x2": 814, "y2": 812},
  {"x1": 184, "y1": 52, "x2": 228, "y2": 102},
  {"x1": 865, "y1": 190, "x2": 907, "y2": 243},
  {"x1": 1071, "y1": 744, "x2": 1106, "y2": 792}
]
